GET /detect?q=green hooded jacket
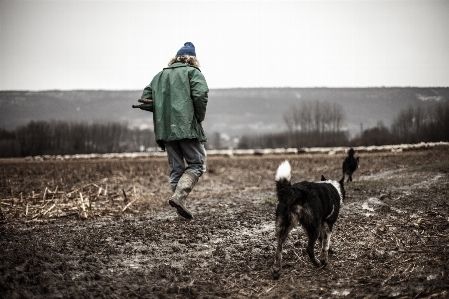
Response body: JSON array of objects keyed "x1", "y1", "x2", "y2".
[{"x1": 141, "y1": 62, "x2": 209, "y2": 145}]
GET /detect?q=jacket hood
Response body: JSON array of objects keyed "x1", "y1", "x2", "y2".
[{"x1": 164, "y1": 62, "x2": 201, "y2": 72}]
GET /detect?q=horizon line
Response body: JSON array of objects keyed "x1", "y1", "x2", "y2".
[{"x1": 1, "y1": 86, "x2": 449, "y2": 92}]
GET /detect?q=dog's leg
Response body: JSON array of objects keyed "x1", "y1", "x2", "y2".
[
  {"x1": 305, "y1": 226, "x2": 321, "y2": 267},
  {"x1": 328, "y1": 222, "x2": 336, "y2": 254},
  {"x1": 320, "y1": 222, "x2": 332, "y2": 266},
  {"x1": 318, "y1": 226, "x2": 324, "y2": 248},
  {"x1": 272, "y1": 219, "x2": 294, "y2": 279}
]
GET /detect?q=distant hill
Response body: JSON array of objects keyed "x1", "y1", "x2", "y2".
[{"x1": 1, "y1": 87, "x2": 448, "y2": 138}]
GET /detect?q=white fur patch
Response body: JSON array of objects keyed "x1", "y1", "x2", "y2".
[
  {"x1": 319, "y1": 180, "x2": 343, "y2": 205},
  {"x1": 326, "y1": 205, "x2": 335, "y2": 219},
  {"x1": 275, "y1": 160, "x2": 291, "y2": 181}
]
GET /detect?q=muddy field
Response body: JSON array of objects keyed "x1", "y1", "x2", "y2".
[{"x1": 1, "y1": 148, "x2": 449, "y2": 298}]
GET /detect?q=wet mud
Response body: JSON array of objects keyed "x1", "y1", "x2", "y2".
[{"x1": 1, "y1": 148, "x2": 449, "y2": 298}]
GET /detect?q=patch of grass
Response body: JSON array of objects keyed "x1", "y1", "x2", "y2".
[
  {"x1": 261, "y1": 197, "x2": 278, "y2": 207},
  {"x1": 418, "y1": 158, "x2": 449, "y2": 173}
]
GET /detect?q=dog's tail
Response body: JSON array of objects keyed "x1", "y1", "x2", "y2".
[
  {"x1": 275, "y1": 160, "x2": 293, "y2": 202},
  {"x1": 276, "y1": 160, "x2": 291, "y2": 182}
]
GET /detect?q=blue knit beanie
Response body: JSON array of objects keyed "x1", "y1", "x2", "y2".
[{"x1": 176, "y1": 42, "x2": 196, "y2": 57}]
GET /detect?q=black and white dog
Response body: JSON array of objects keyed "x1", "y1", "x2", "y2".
[
  {"x1": 342, "y1": 148, "x2": 359, "y2": 182},
  {"x1": 272, "y1": 161, "x2": 345, "y2": 279}
]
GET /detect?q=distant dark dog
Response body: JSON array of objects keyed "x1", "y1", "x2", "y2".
[
  {"x1": 342, "y1": 148, "x2": 359, "y2": 182},
  {"x1": 272, "y1": 161, "x2": 344, "y2": 279}
]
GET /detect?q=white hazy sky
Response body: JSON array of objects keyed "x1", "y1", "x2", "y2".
[{"x1": 1, "y1": 0, "x2": 448, "y2": 90}]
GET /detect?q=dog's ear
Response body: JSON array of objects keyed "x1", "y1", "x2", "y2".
[{"x1": 321, "y1": 175, "x2": 326, "y2": 181}]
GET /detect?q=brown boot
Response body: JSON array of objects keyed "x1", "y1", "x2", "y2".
[{"x1": 169, "y1": 172, "x2": 197, "y2": 219}]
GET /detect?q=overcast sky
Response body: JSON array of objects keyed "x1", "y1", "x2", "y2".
[{"x1": 1, "y1": 0, "x2": 448, "y2": 91}]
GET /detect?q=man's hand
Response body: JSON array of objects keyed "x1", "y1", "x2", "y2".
[{"x1": 138, "y1": 99, "x2": 153, "y2": 104}]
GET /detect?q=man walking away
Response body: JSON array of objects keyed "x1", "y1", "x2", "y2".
[{"x1": 140, "y1": 42, "x2": 209, "y2": 219}]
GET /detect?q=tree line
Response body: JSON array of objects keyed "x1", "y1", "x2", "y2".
[
  {"x1": 1, "y1": 100, "x2": 448, "y2": 157},
  {"x1": 0, "y1": 121, "x2": 156, "y2": 158},
  {"x1": 238, "y1": 100, "x2": 449, "y2": 149},
  {"x1": 350, "y1": 100, "x2": 449, "y2": 146}
]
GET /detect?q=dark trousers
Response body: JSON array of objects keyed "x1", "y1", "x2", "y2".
[{"x1": 164, "y1": 139, "x2": 207, "y2": 189}]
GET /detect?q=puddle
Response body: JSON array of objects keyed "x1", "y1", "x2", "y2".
[
  {"x1": 403, "y1": 175, "x2": 444, "y2": 190},
  {"x1": 193, "y1": 244, "x2": 213, "y2": 256},
  {"x1": 235, "y1": 222, "x2": 275, "y2": 239},
  {"x1": 390, "y1": 207, "x2": 406, "y2": 214},
  {"x1": 368, "y1": 197, "x2": 384, "y2": 205},
  {"x1": 361, "y1": 197, "x2": 385, "y2": 215},
  {"x1": 359, "y1": 169, "x2": 404, "y2": 180},
  {"x1": 210, "y1": 237, "x2": 224, "y2": 244},
  {"x1": 363, "y1": 212, "x2": 374, "y2": 217},
  {"x1": 362, "y1": 202, "x2": 374, "y2": 212},
  {"x1": 427, "y1": 273, "x2": 439, "y2": 280},
  {"x1": 331, "y1": 289, "x2": 352, "y2": 296},
  {"x1": 121, "y1": 255, "x2": 148, "y2": 269}
]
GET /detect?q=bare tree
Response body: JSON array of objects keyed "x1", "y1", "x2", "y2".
[
  {"x1": 390, "y1": 102, "x2": 449, "y2": 144},
  {"x1": 283, "y1": 100, "x2": 347, "y2": 147}
]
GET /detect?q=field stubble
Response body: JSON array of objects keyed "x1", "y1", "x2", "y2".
[{"x1": 1, "y1": 148, "x2": 449, "y2": 298}]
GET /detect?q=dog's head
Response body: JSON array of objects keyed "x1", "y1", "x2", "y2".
[{"x1": 348, "y1": 148, "x2": 355, "y2": 156}]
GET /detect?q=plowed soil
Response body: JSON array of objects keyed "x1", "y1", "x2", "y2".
[{"x1": 1, "y1": 148, "x2": 449, "y2": 298}]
